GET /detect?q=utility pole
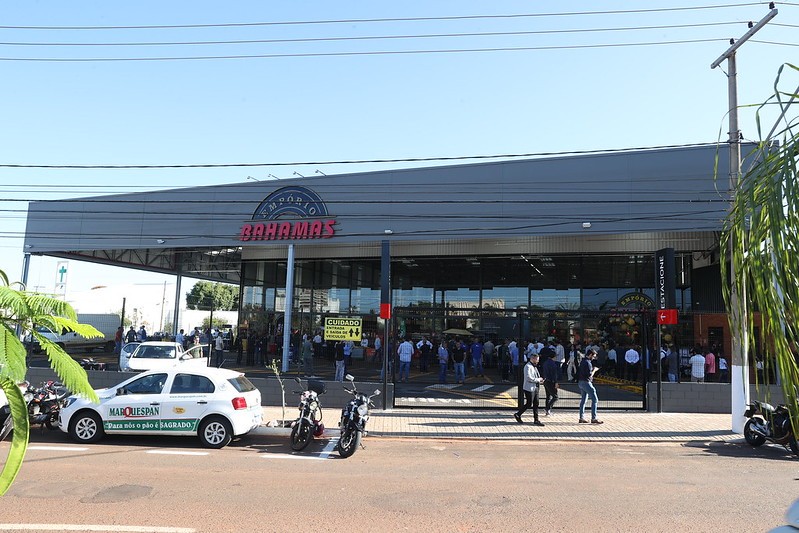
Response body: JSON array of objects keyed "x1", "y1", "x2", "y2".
[{"x1": 710, "y1": 5, "x2": 777, "y2": 434}]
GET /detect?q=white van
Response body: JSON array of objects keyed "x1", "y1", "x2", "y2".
[{"x1": 28, "y1": 313, "x2": 121, "y2": 354}]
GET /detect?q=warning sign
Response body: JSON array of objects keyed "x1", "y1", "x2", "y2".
[{"x1": 324, "y1": 317, "x2": 363, "y2": 341}]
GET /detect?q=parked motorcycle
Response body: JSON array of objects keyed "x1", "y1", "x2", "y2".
[
  {"x1": 289, "y1": 377, "x2": 326, "y2": 451},
  {"x1": 25, "y1": 380, "x2": 69, "y2": 430},
  {"x1": 337, "y1": 374, "x2": 381, "y2": 458},
  {"x1": 744, "y1": 400, "x2": 798, "y2": 456},
  {"x1": 79, "y1": 358, "x2": 106, "y2": 371}
]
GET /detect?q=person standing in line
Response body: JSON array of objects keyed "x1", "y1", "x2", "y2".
[
  {"x1": 514, "y1": 353, "x2": 545, "y2": 426},
  {"x1": 302, "y1": 335, "x2": 314, "y2": 377},
  {"x1": 334, "y1": 341, "x2": 346, "y2": 381},
  {"x1": 417, "y1": 336, "x2": 433, "y2": 373},
  {"x1": 137, "y1": 325, "x2": 148, "y2": 342},
  {"x1": 175, "y1": 329, "x2": 185, "y2": 350},
  {"x1": 343, "y1": 340, "x2": 353, "y2": 374},
  {"x1": 313, "y1": 331, "x2": 323, "y2": 361},
  {"x1": 397, "y1": 337, "x2": 414, "y2": 383},
  {"x1": 470, "y1": 337, "x2": 484, "y2": 377},
  {"x1": 509, "y1": 339, "x2": 520, "y2": 382},
  {"x1": 578, "y1": 348, "x2": 603, "y2": 424},
  {"x1": 607, "y1": 344, "x2": 618, "y2": 378},
  {"x1": 125, "y1": 325, "x2": 137, "y2": 344},
  {"x1": 542, "y1": 353, "x2": 559, "y2": 417},
  {"x1": 553, "y1": 339, "x2": 565, "y2": 380},
  {"x1": 373, "y1": 335, "x2": 382, "y2": 365},
  {"x1": 451, "y1": 339, "x2": 467, "y2": 384},
  {"x1": 624, "y1": 345, "x2": 640, "y2": 382},
  {"x1": 704, "y1": 349, "x2": 717, "y2": 382},
  {"x1": 498, "y1": 339, "x2": 510, "y2": 382},
  {"x1": 718, "y1": 354, "x2": 729, "y2": 382},
  {"x1": 437, "y1": 341, "x2": 450, "y2": 384},
  {"x1": 114, "y1": 326, "x2": 123, "y2": 355},
  {"x1": 214, "y1": 333, "x2": 225, "y2": 367},
  {"x1": 483, "y1": 338, "x2": 495, "y2": 369},
  {"x1": 689, "y1": 349, "x2": 706, "y2": 382},
  {"x1": 666, "y1": 345, "x2": 679, "y2": 382}
]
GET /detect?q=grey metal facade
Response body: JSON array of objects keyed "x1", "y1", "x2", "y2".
[{"x1": 23, "y1": 144, "x2": 738, "y2": 279}]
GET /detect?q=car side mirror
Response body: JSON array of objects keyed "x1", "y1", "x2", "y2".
[
  {"x1": 345, "y1": 374, "x2": 355, "y2": 382},
  {"x1": 116, "y1": 387, "x2": 126, "y2": 396},
  {"x1": 180, "y1": 354, "x2": 191, "y2": 360},
  {"x1": 373, "y1": 389, "x2": 381, "y2": 396}
]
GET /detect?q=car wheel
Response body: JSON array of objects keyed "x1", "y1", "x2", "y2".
[
  {"x1": 198, "y1": 416, "x2": 232, "y2": 449},
  {"x1": 68, "y1": 410, "x2": 104, "y2": 444}
]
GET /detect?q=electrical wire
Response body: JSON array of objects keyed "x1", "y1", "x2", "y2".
[
  {"x1": 0, "y1": 141, "x2": 722, "y2": 169},
  {"x1": 0, "y1": 38, "x2": 731, "y2": 62},
  {"x1": 0, "y1": 4, "x2": 765, "y2": 30},
  {"x1": 0, "y1": 22, "x2": 744, "y2": 47}
]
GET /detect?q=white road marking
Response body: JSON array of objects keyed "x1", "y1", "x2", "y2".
[
  {"x1": 426, "y1": 384, "x2": 458, "y2": 390},
  {"x1": 0, "y1": 525, "x2": 195, "y2": 532},
  {"x1": 471, "y1": 385, "x2": 492, "y2": 392},
  {"x1": 399, "y1": 397, "x2": 472, "y2": 404},
  {"x1": 261, "y1": 453, "x2": 327, "y2": 461},
  {"x1": 145, "y1": 450, "x2": 209, "y2": 456},
  {"x1": 318, "y1": 438, "x2": 339, "y2": 460},
  {"x1": 26, "y1": 446, "x2": 88, "y2": 452}
]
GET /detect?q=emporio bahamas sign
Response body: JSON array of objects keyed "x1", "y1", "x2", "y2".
[{"x1": 239, "y1": 186, "x2": 336, "y2": 242}]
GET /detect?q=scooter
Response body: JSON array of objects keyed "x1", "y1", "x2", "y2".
[
  {"x1": 744, "y1": 400, "x2": 798, "y2": 456},
  {"x1": 25, "y1": 380, "x2": 69, "y2": 430},
  {"x1": 79, "y1": 358, "x2": 106, "y2": 371},
  {"x1": 289, "y1": 377, "x2": 326, "y2": 451},
  {"x1": 337, "y1": 374, "x2": 381, "y2": 458}
]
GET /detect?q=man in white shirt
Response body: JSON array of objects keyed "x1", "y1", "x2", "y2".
[
  {"x1": 689, "y1": 351, "x2": 706, "y2": 382},
  {"x1": 607, "y1": 345, "x2": 618, "y2": 378},
  {"x1": 397, "y1": 337, "x2": 415, "y2": 382},
  {"x1": 624, "y1": 345, "x2": 640, "y2": 381}
]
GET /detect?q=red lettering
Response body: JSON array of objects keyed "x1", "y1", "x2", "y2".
[
  {"x1": 310, "y1": 220, "x2": 322, "y2": 238},
  {"x1": 278, "y1": 222, "x2": 291, "y2": 239},
  {"x1": 239, "y1": 224, "x2": 252, "y2": 241},
  {"x1": 291, "y1": 221, "x2": 309, "y2": 239},
  {"x1": 252, "y1": 223, "x2": 265, "y2": 240},
  {"x1": 265, "y1": 222, "x2": 277, "y2": 240},
  {"x1": 323, "y1": 219, "x2": 335, "y2": 238}
]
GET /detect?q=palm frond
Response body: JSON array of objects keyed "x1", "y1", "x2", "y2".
[
  {"x1": 0, "y1": 324, "x2": 28, "y2": 382},
  {"x1": 0, "y1": 377, "x2": 29, "y2": 496},
  {"x1": 38, "y1": 337, "x2": 98, "y2": 402}
]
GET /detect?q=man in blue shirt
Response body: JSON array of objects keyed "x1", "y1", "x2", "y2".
[
  {"x1": 541, "y1": 353, "x2": 560, "y2": 417},
  {"x1": 470, "y1": 337, "x2": 484, "y2": 378},
  {"x1": 578, "y1": 349, "x2": 603, "y2": 424}
]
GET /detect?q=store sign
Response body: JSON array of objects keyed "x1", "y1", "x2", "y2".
[
  {"x1": 657, "y1": 309, "x2": 678, "y2": 325},
  {"x1": 617, "y1": 292, "x2": 655, "y2": 308},
  {"x1": 239, "y1": 185, "x2": 336, "y2": 242},
  {"x1": 655, "y1": 248, "x2": 676, "y2": 310}
]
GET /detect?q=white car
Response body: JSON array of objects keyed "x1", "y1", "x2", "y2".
[
  {"x1": 59, "y1": 367, "x2": 262, "y2": 448},
  {"x1": 126, "y1": 341, "x2": 206, "y2": 372},
  {"x1": 118, "y1": 341, "x2": 141, "y2": 372}
]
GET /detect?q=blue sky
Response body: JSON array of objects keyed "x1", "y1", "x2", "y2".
[{"x1": 1, "y1": 0, "x2": 797, "y2": 304}]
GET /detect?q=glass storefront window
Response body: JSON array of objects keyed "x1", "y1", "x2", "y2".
[
  {"x1": 531, "y1": 288, "x2": 580, "y2": 309},
  {"x1": 443, "y1": 288, "x2": 479, "y2": 316},
  {"x1": 481, "y1": 287, "x2": 528, "y2": 309},
  {"x1": 582, "y1": 288, "x2": 620, "y2": 310},
  {"x1": 351, "y1": 288, "x2": 380, "y2": 315},
  {"x1": 394, "y1": 287, "x2": 433, "y2": 308}
]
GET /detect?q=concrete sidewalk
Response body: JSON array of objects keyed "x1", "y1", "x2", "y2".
[{"x1": 260, "y1": 407, "x2": 742, "y2": 443}]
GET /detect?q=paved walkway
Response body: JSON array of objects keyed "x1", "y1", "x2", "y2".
[{"x1": 260, "y1": 407, "x2": 741, "y2": 442}]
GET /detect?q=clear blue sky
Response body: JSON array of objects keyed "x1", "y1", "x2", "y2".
[{"x1": 1, "y1": 0, "x2": 796, "y2": 297}]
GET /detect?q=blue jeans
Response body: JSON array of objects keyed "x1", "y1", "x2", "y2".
[
  {"x1": 399, "y1": 361, "x2": 410, "y2": 381},
  {"x1": 454, "y1": 362, "x2": 465, "y2": 383},
  {"x1": 667, "y1": 373, "x2": 677, "y2": 383},
  {"x1": 439, "y1": 362, "x2": 448, "y2": 383},
  {"x1": 471, "y1": 357, "x2": 483, "y2": 376},
  {"x1": 578, "y1": 380, "x2": 599, "y2": 420},
  {"x1": 335, "y1": 360, "x2": 345, "y2": 382}
]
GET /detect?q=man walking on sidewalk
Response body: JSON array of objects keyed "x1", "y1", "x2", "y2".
[
  {"x1": 514, "y1": 353, "x2": 545, "y2": 426},
  {"x1": 541, "y1": 353, "x2": 559, "y2": 416},
  {"x1": 578, "y1": 348, "x2": 603, "y2": 424}
]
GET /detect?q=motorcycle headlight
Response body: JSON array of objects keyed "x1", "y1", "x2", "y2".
[
  {"x1": 357, "y1": 404, "x2": 369, "y2": 417},
  {"x1": 309, "y1": 400, "x2": 318, "y2": 411}
]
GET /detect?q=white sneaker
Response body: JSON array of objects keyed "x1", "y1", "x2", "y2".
[{"x1": 544, "y1": 410, "x2": 552, "y2": 417}]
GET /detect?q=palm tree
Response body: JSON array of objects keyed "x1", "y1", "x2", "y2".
[
  {"x1": 0, "y1": 269, "x2": 97, "y2": 494},
  {"x1": 721, "y1": 63, "x2": 799, "y2": 429}
]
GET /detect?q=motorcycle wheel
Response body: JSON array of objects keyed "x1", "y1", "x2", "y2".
[
  {"x1": 789, "y1": 435, "x2": 799, "y2": 457},
  {"x1": 743, "y1": 419, "x2": 767, "y2": 447},
  {"x1": 290, "y1": 420, "x2": 313, "y2": 451},
  {"x1": 337, "y1": 427, "x2": 361, "y2": 458}
]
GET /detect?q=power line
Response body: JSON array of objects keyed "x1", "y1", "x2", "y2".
[
  {"x1": 0, "y1": 38, "x2": 730, "y2": 62},
  {"x1": 0, "y1": 4, "x2": 764, "y2": 31},
  {"x1": 0, "y1": 141, "x2": 720, "y2": 169},
  {"x1": 0, "y1": 22, "x2": 743, "y2": 47}
]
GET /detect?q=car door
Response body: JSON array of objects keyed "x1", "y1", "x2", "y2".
[
  {"x1": 101, "y1": 373, "x2": 169, "y2": 434},
  {"x1": 158, "y1": 372, "x2": 214, "y2": 435},
  {"x1": 181, "y1": 345, "x2": 209, "y2": 368}
]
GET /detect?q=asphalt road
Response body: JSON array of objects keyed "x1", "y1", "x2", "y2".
[{"x1": 0, "y1": 428, "x2": 795, "y2": 532}]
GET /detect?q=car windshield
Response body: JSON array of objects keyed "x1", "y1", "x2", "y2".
[
  {"x1": 228, "y1": 376, "x2": 256, "y2": 393},
  {"x1": 133, "y1": 345, "x2": 177, "y2": 359}
]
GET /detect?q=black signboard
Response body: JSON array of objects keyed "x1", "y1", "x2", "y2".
[{"x1": 655, "y1": 248, "x2": 676, "y2": 310}]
